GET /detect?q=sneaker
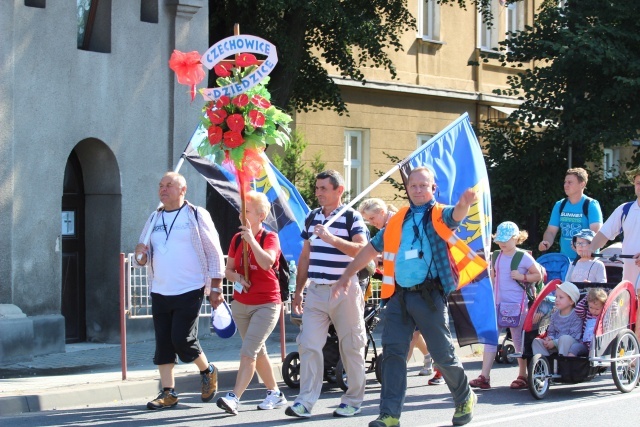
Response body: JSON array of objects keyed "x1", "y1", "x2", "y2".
[
  {"x1": 452, "y1": 390, "x2": 477, "y2": 426},
  {"x1": 285, "y1": 402, "x2": 311, "y2": 418},
  {"x1": 368, "y1": 413, "x2": 400, "y2": 427},
  {"x1": 201, "y1": 364, "x2": 218, "y2": 402},
  {"x1": 147, "y1": 390, "x2": 178, "y2": 410},
  {"x1": 428, "y1": 370, "x2": 445, "y2": 385},
  {"x1": 418, "y1": 355, "x2": 434, "y2": 376},
  {"x1": 333, "y1": 403, "x2": 362, "y2": 417},
  {"x1": 258, "y1": 390, "x2": 287, "y2": 410},
  {"x1": 469, "y1": 374, "x2": 490, "y2": 390},
  {"x1": 216, "y1": 392, "x2": 239, "y2": 415}
]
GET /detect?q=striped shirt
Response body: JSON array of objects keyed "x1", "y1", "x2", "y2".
[{"x1": 301, "y1": 206, "x2": 367, "y2": 284}]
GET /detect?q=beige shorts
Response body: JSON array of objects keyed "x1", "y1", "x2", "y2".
[{"x1": 231, "y1": 300, "x2": 280, "y2": 359}]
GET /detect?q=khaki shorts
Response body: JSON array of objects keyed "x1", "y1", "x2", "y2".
[{"x1": 231, "y1": 300, "x2": 280, "y2": 359}]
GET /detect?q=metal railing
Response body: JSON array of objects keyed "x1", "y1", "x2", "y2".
[{"x1": 125, "y1": 253, "x2": 382, "y2": 319}]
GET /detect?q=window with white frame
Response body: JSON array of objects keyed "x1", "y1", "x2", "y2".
[
  {"x1": 419, "y1": 0, "x2": 441, "y2": 41},
  {"x1": 603, "y1": 148, "x2": 619, "y2": 179},
  {"x1": 479, "y1": 0, "x2": 500, "y2": 50},
  {"x1": 506, "y1": 1, "x2": 524, "y2": 36},
  {"x1": 417, "y1": 134, "x2": 435, "y2": 148},
  {"x1": 344, "y1": 130, "x2": 367, "y2": 202}
]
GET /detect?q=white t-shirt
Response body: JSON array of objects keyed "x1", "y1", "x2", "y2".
[
  {"x1": 599, "y1": 201, "x2": 640, "y2": 287},
  {"x1": 150, "y1": 206, "x2": 203, "y2": 295}
]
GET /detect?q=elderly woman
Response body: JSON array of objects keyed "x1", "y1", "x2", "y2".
[
  {"x1": 358, "y1": 198, "x2": 444, "y2": 385},
  {"x1": 216, "y1": 191, "x2": 286, "y2": 415}
]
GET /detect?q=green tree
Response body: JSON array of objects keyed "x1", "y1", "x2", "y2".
[
  {"x1": 271, "y1": 130, "x2": 326, "y2": 209},
  {"x1": 477, "y1": 0, "x2": 640, "y2": 251},
  {"x1": 209, "y1": 0, "x2": 415, "y2": 114}
]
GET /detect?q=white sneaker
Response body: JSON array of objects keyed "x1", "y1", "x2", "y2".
[
  {"x1": 216, "y1": 392, "x2": 239, "y2": 415},
  {"x1": 258, "y1": 390, "x2": 287, "y2": 410},
  {"x1": 419, "y1": 355, "x2": 434, "y2": 376}
]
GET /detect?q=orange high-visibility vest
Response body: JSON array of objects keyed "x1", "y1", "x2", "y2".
[{"x1": 381, "y1": 205, "x2": 488, "y2": 298}]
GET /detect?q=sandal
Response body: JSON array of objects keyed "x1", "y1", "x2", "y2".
[
  {"x1": 469, "y1": 375, "x2": 490, "y2": 389},
  {"x1": 510, "y1": 375, "x2": 528, "y2": 389}
]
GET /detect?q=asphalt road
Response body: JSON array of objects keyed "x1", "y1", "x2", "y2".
[{"x1": 2, "y1": 358, "x2": 638, "y2": 426}]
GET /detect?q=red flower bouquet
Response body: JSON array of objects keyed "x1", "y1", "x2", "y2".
[{"x1": 169, "y1": 50, "x2": 291, "y2": 172}]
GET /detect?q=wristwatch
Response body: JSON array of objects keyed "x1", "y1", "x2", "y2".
[{"x1": 211, "y1": 287, "x2": 223, "y2": 294}]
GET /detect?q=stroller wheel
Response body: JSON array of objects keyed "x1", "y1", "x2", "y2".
[
  {"x1": 374, "y1": 351, "x2": 383, "y2": 384},
  {"x1": 336, "y1": 358, "x2": 349, "y2": 392},
  {"x1": 495, "y1": 344, "x2": 504, "y2": 363},
  {"x1": 282, "y1": 351, "x2": 301, "y2": 389},
  {"x1": 504, "y1": 344, "x2": 517, "y2": 364}
]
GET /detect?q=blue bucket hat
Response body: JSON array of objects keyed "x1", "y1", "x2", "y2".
[
  {"x1": 211, "y1": 300, "x2": 237, "y2": 339},
  {"x1": 494, "y1": 221, "x2": 519, "y2": 243}
]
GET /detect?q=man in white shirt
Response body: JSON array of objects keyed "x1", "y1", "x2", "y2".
[
  {"x1": 134, "y1": 172, "x2": 225, "y2": 410},
  {"x1": 590, "y1": 165, "x2": 640, "y2": 339}
]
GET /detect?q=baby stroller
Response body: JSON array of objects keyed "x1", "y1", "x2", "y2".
[
  {"x1": 282, "y1": 300, "x2": 383, "y2": 391},
  {"x1": 520, "y1": 278, "x2": 640, "y2": 399}
]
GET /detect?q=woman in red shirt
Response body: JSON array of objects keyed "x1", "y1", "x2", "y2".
[{"x1": 216, "y1": 191, "x2": 286, "y2": 415}]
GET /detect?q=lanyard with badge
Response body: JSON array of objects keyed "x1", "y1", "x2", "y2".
[
  {"x1": 406, "y1": 208, "x2": 435, "y2": 279},
  {"x1": 157, "y1": 203, "x2": 185, "y2": 254}
]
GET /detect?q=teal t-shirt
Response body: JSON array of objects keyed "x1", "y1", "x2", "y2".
[{"x1": 549, "y1": 195, "x2": 602, "y2": 259}]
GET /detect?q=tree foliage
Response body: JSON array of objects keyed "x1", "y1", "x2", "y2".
[
  {"x1": 270, "y1": 130, "x2": 326, "y2": 209},
  {"x1": 479, "y1": 0, "x2": 640, "y2": 251},
  {"x1": 209, "y1": 0, "x2": 415, "y2": 114}
]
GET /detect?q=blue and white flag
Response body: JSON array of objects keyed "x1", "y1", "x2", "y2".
[
  {"x1": 184, "y1": 123, "x2": 309, "y2": 262},
  {"x1": 399, "y1": 113, "x2": 498, "y2": 346}
]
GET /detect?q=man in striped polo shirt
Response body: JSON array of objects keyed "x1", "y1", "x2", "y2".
[{"x1": 285, "y1": 170, "x2": 368, "y2": 419}]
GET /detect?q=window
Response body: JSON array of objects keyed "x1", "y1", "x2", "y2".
[
  {"x1": 506, "y1": 1, "x2": 524, "y2": 37},
  {"x1": 77, "y1": 0, "x2": 111, "y2": 53},
  {"x1": 417, "y1": 134, "x2": 435, "y2": 148},
  {"x1": 344, "y1": 130, "x2": 369, "y2": 202},
  {"x1": 419, "y1": 0, "x2": 440, "y2": 41},
  {"x1": 479, "y1": 0, "x2": 500, "y2": 50},
  {"x1": 603, "y1": 148, "x2": 620, "y2": 179},
  {"x1": 25, "y1": 0, "x2": 46, "y2": 7},
  {"x1": 141, "y1": 0, "x2": 158, "y2": 23}
]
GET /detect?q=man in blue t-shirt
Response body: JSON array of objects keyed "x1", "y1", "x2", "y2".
[{"x1": 538, "y1": 168, "x2": 603, "y2": 260}]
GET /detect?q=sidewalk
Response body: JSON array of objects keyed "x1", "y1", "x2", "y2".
[{"x1": 0, "y1": 322, "x2": 481, "y2": 416}]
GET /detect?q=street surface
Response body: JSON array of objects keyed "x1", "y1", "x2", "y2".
[{"x1": 1, "y1": 357, "x2": 638, "y2": 426}]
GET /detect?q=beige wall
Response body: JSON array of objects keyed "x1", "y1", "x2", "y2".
[{"x1": 295, "y1": 1, "x2": 539, "y2": 205}]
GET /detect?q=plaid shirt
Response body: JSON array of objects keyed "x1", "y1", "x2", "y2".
[
  {"x1": 371, "y1": 200, "x2": 460, "y2": 294},
  {"x1": 134, "y1": 201, "x2": 224, "y2": 295}
]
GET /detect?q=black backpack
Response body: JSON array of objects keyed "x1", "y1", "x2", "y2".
[
  {"x1": 233, "y1": 231, "x2": 290, "y2": 302},
  {"x1": 304, "y1": 208, "x2": 372, "y2": 286}
]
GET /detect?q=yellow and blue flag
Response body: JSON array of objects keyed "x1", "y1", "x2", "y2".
[
  {"x1": 399, "y1": 113, "x2": 497, "y2": 346},
  {"x1": 184, "y1": 123, "x2": 309, "y2": 262}
]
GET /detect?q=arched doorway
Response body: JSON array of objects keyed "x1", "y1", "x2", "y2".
[
  {"x1": 61, "y1": 139, "x2": 121, "y2": 343},
  {"x1": 62, "y1": 150, "x2": 86, "y2": 343}
]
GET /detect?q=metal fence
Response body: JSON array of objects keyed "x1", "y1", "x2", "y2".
[{"x1": 125, "y1": 253, "x2": 382, "y2": 319}]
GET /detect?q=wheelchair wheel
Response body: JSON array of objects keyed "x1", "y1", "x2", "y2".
[
  {"x1": 282, "y1": 351, "x2": 301, "y2": 389},
  {"x1": 504, "y1": 344, "x2": 517, "y2": 364},
  {"x1": 336, "y1": 358, "x2": 348, "y2": 392},
  {"x1": 375, "y1": 351, "x2": 383, "y2": 383},
  {"x1": 611, "y1": 329, "x2": 640, "y2": 393},
  {"x1": 495, "y1": 344, "x2": 504, "y2": 363},
  {"x1": 528, "y1": 354, "x2": 550, "y2": 400}
]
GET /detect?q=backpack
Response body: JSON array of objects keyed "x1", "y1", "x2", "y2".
[
  {"x1": 232, "y1": 230, "x2": 290, "y2": 302},
  {"x1": 558, "y1": 196, "x2": 591, "y2": 223},
  {"x1": 304, "y1": 208, "x2": 372, "y2": 285},
  {"x1": 619, "y1": 201, "x2": 634, "y2": 235},
  {"x1": 492, "y1": 249, "x2": 545, "y2": 305}
]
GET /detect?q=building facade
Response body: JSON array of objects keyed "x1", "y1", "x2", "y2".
[
  {"x1": 294, "y1": 0, "x2": 634, "y2": 206},
  {"x1": 0, "y1": 0, "x2": 209, "y2": 362}
]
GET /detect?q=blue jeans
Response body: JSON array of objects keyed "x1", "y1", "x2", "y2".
[{"x1": 380, "y1": 288, "x2": 471, "y2": 418}]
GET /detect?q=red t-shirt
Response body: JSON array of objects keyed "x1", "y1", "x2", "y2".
[{"x1": 228, "y1": 230, "x2": 281, "y2": 305}]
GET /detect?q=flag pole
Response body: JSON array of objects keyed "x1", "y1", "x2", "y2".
[
  {"x1": 310, "y1": 162, "x2": 404, "y2": 240},
  {"x1": 136, "y1": 152, "x2": 189, "y2": 261}
]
